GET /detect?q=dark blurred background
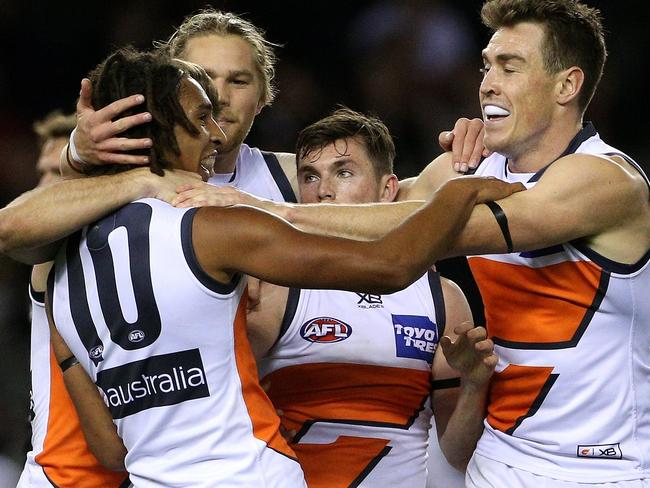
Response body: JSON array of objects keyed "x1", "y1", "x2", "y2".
[{"x1": 1, "y1": 0, "x2": 649, "y2": 479}]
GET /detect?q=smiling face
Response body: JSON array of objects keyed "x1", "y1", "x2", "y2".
[
  {"x1": 173, "y1": 76, "x2": 226, "y2": 180},
  {"x1": 298, "y1": 137, "x2": 396, "y2": 204},
  {"x1": 480, "y1": 22, "x2": 559, "y2": 161},
  {"x1": 181, "y1": 34, "x2": 264, "y2": 160}
]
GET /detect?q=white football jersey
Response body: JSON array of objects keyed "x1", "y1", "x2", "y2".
[
  {"x1": 259, "y1": 272, "x2": 447, "y2": 488},
  {"x1": 50, "y1": 198, "x2": 305, "y2": 487},
  {"x1": 469, "y1": 123, "x2": 650, "y2": 482},
  {"x1": 208, "y1": 144, "x2": 296, "y2": 202}
]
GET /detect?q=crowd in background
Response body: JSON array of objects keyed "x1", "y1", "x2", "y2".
[{"x1": 1, "y1": 0, "x2": 649, "y2": 474}]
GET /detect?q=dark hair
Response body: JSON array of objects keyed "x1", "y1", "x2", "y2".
[
  {"x1": 481, "y1": 0, "x2": 607, "y2": 112},
  {"x1": 33, "y1": 110, "x2": 76, "y2": 144},
  {"x1": 87, "y1": 47, "x2": 217, "y2": 176},
  {"x1": 296, "y1": 107, "x2": 395, "y2": 178},
  {"x1": 159, "y1": 8, "x2": 279, "y2": 106}
]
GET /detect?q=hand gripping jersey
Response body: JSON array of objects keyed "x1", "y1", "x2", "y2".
[
  {"x1": 49, "y1": 199, "x2": 305, "y2": 488},
  {"x1": 259, "y1": 271, "x2": 446, "y2": 488},
  {"x1": 208, "y1": 144, "x2": 297, "y2": 202},
  {"x1": 469, "y1": 123, "x2": 650, "y2": 482},
  {"x1": 18, "y1": 283, "x2": 128, "y2": 488}
]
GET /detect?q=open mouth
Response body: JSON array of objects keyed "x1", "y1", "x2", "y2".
[
  {"x1": 483, "y1": 104, "x2": 511, "y2": 122},
  {"x1": 199, "y1": 152, "x2": 217, "y2": 179}
]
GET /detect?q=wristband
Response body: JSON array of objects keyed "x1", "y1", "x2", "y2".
[
  {"x1": 485, "y1": 201, "x2": 514, "y2": 253},
  {"x1": 59, "y1": 355, "x2": 80, "y2": 373},
  {"x1": 65, "y1": 143, "x2": 88, "y2": 174},
  {"x1": 69, "y1": 128, "x2": 91, "y2": 167}
]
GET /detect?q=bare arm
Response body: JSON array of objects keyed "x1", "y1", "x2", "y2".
[
  {"x1": 432, "y1": 279, "x2": 493, "y2": 471},
  {"x1": 452, "y1": 154, "x2": 650, "y2": 262},
  {"x1": 192, "y1": 177, "x2": 522, "y2": 293},
  {"x1": 46, "y1": 301, "x2": 127, "y2": 471},
  {"x1": 246, "y1": 281, "x2": 289, "y2": 361},
  {"x1": 0, "y1": 168, "x2": 201, "y2": 264}
]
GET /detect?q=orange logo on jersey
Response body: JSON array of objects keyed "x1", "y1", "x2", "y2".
[{"x1": 300, "y1": 317, "x2": 352, "y2": 343}]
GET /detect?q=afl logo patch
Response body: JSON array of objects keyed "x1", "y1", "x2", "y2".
[
  {"x1": 128, "y1": 330, "x2": 145, "y2": 343},
  {"x1": 89, "y1": 345, "x2": 104, "y2": 359},
  {"x1": 300, "y1": 317, "x2": 352, "y2": 343}
]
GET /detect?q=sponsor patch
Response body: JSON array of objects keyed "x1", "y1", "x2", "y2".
[
  {"x1": 356, "y1": 293, "x2": 384, "y2": 309},
  {"x1": 300, "y1": 317, "x2": 352, "y2": 343},
  {"x1": 96, "y1": 348, "x2": 209, "y2": 419},
  {"x1": 577, "y1": 443, "x2": 622, "y2": 459},
  {"x1": 391, "y1": 314, "x2": 438, "y2": 363}
]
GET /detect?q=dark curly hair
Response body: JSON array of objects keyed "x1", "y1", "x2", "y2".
[{"x1": 87, "y1": 47, "x2": 218, "y2": 176}]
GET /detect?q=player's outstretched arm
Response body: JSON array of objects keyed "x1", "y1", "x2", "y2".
[
  {"x1": 46, "y1": 304, "x2": 127, "y2": 471},
  {"x1": 431, "y1": 279, "x2": 493, "y2": 471},
  {"x1": 192, "y1": 177, "x2": 524, "y2": 293},
  {"x1": 0, "y1": 168, "x2": 200, "y2": 264},
  {"x1": 451, "y1": 154, "x2": 650, "y2": 261}
]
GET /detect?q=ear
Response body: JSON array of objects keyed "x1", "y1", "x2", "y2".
[
  {"x1": 556, "y1": 66, "x2": 584, "y2": 106},
  {"x1": 255, "y1": 94, "x2": 265, "y2": 115},
  {"x1": 379, "y1": 174, "x2": 400, "y2": 202}
]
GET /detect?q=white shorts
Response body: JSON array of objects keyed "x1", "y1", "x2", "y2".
[{"x1": 466, "y1": 452, "x2": 650, "y2": 488}]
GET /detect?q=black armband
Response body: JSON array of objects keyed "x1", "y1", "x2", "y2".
[
  {"x1": 432, "y1": 377, "x2": 461, "y2": 390},
  {"x1": 59, "y1": 355, "x2": 80, "y2": 373},
  {"x1": 485, "y1": 201, "x2": 514, "y2": 253}
]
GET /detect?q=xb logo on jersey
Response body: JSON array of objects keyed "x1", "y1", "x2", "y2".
[
  {"x1": 300, "y1": 317, "x2": 352, "y2": 343},
  {"x1": 356, "y1": 292, "x2": 383, "y2": 309}
]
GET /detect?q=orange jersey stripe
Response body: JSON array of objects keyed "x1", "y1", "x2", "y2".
[
  {"x1": 264, "y1": 363, "x2": 432, "y2": 432},
  {"x1": 487, "y1": 364, "x2": 558, "y2": 433},
  {"x1": 233, "y1": 290, "x2": 297, "y2": 460},
  {"x1": 35, "y1": 346, "x2": 126, "y2": 487},
  {"x1": 297, "y1": 436, "x2": 391, "y2": 488},
  {"x1": 469, "y1": 257, "x2": 603, "y2": 345}
]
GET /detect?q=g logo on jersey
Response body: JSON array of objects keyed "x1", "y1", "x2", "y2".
[{"x1": 300, "y1": 317, "x2": 352, "y2": 343}]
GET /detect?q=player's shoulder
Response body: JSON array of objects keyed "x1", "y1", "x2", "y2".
[{"x1": 547, "y1": 152, "x2": 648, "y2": 193}]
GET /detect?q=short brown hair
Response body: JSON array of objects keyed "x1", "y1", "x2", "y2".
[
  {"x1": 33, "y1": 111, "x2": 76, "y2": 144},
  {"x1": 481, "y1": 0, "x2": 607, "y2": 112},
  {"x1": 296, "y1": 107, "x2": 395, "y2": 178},
  {"x1": 161, "y1": 8, "x2": 278, "y2": 106},
  {"x1": 87, "y1": 47, "x2": 217, "y2": 176}
]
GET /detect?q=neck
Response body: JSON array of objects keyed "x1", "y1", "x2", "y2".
[
  {"x1": 213, "y1": 145, "x2": 241, "y2": 174},
  {"x1": 506, "y1": 118, "x2": 584, "y2": 173}
]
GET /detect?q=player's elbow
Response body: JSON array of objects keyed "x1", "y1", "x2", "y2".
[
  {"x1": 91, "y1": 443, "x2": 127, "y2": 472},
  {"x1": 371, "y1": 266, "x2": 417, "y2": 294},
  {"x1": 0, "y1": 208, "x2": 21, "y2": 256},
  {"x1": 446, "y1": 452, "x2": 471, "y2": 473}
]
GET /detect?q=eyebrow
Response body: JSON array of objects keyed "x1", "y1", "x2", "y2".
[
  {"x1": 227, "y1": 70, "x2": 254, "y2": 79},
  {"x1": 482, "y1": 51, "x2": 527, "y2": 64},
  {"x1": 298, "y1": 157, "x2": 356, "y2": 174}
]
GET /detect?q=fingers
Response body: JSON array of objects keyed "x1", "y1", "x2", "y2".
[
  {"x1": 466, "y1": 123, "x2": 486, "y2": 169},
  {"x1": 483, "y1": 353, "x2": 498, "y2": 370},
  {"x1": 440, "y1": 118, "x2": 487, "y2": 173},
  {"x1": 96, "y1": 136, "x2": 152, "y2": 153},
  {"x1": 438, "y1": 131, "x2": 454, "y2": 152},
  {"x1": 77, "y1": 78, "x2": 94, "y2": 114},
  {"x1": 452, "y1": 118, "x2": 485, "y2": 173},
  {"x1": 451, "y1": 119, "x2": 470, "y2": 173},
  {"x1": 95, "y1": 151, "x2": 150, "y2": 165},
  {"x1": 91, "y1": 108, "x2": 151, "y2": 142}
]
